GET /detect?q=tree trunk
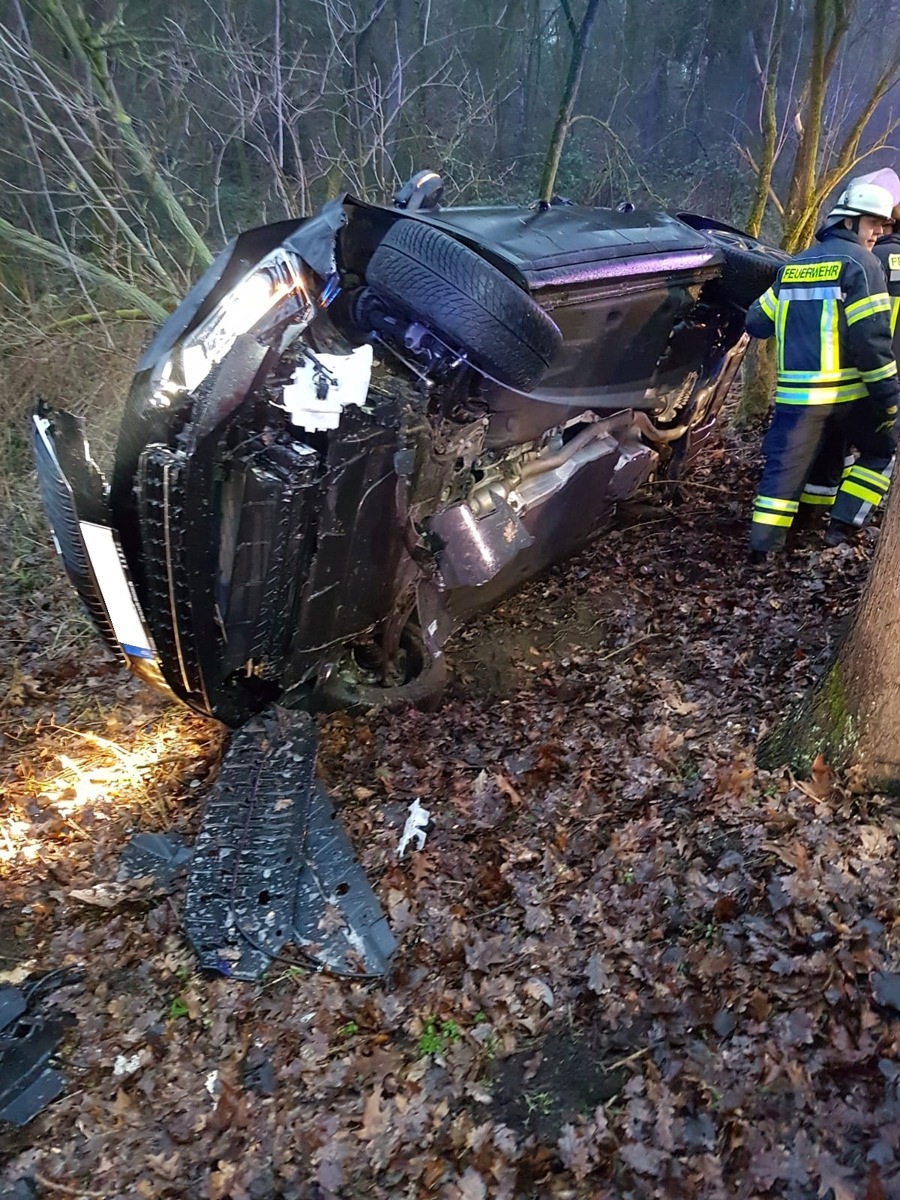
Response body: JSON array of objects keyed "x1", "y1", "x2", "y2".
[
  {"x1": 0, "y1": 217, "x2": 168, "y2": 320},
  {"x1": 538, "y1": 0, "x2": 602, "y2": 206},
  {"x1": 782, "y1": 0, "x2": 827, "y2": 247},
  {"x1": 38, "y1": 0, "x2": 212, "y2": 270},
  {"x1": 737, "y1": 337, "x2": 777, "y2": 424},
  {"x1": 780, "y1": 0, "x2": 852, "y2": 255},
  {"x1": 745, "y1": 0, "x2": 786, "y2": 238},
  {"x1": 758, "y1": 482, "x2": 900, "y2": 788}
]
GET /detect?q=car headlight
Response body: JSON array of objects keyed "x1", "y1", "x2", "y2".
[{"x1": 152, "y1": 249, "x2": 315, "y2": 405}]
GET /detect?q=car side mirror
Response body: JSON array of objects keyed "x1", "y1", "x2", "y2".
[{"x1": 394, "y1": 170, "x2": 444, "y2": 212}]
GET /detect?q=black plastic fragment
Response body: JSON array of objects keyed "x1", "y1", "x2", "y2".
[
  {"x1": 182, "y1": 704, "x2": 395, "y2": 980},
  {"x1": 0, "y1": 988, "x2": 27, "y2": 1029},
  {"x1": 293, "y1": 784, "x2": 396, "y2": 975},
  {"x1": 119, "y1": 832, "x2": 193, "y2": 887},
  {"x1": 183, "y1": 705, "x2": 321, "y2": 979},
  {"x1": 240, "y1": 1044, "x2": 276, "y2": 1096},
  {"x1": 0, "y1": 1178, "x2": 39, "y2": 1200},
  {"x1": 0, "y1": 969, "x2": 82, "y2": 1127},
  {"x1": 872, "y1": 972, "x2": 900, "y2": 1012}
]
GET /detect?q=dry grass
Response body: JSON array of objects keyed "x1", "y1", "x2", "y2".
[{"x1": 0, "y1": 312, "x2": 150, "y2": 639}]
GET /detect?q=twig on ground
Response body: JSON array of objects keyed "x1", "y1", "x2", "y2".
[
  {"x1": 646, "y1": 479, "x2": 734, "y2": 494},
  {"x1": 607, "y1": 1046, "x2": 651, "y2": 1072},
  {"x1": 596, "y1": 632, "x2": 665, "y2": 662},
  {"x1": 33, "y1": 1173, "x2": 108, "y2": 1199}
]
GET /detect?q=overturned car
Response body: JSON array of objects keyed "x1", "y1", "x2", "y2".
[{"x1": 33, "y1": 172, "x2": 785, "y2": 727}]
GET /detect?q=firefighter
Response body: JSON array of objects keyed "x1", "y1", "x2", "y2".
[
  {"x1": 745, "y1": 179, "x2": 899, "y2": 560},
  {"x1": 796, "y1": 186, "x2": 900, "y2": 532},
  {"x1": 874, "y1": 202, "x2": 900, "y2": 360}
]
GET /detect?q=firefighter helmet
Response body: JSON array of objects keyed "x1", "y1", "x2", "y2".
[{"x1": 825, "y1": 180, "x2": 895, "y2": 223}]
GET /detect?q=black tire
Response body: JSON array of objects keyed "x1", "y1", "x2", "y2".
[
  {"x1": 366, "y1": 218, "x2": 562, "y2": 392},
  {"x1": 313, "y1": 627, "x2": 448, "y2": 713},
  {"x1": 704, "y1": 229, "x2": 788, "y2": 309}
]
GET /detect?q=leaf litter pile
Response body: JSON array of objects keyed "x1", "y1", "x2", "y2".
[{"x1": 2, "y1": 427, "x2": 900, "y2": 1200}]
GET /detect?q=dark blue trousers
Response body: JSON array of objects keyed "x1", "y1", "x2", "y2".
[{"x1": 751, "y1": 398, "x2": 897, "y2": 551}]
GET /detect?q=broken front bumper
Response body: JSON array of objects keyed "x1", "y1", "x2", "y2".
[{"x1": 30, "y1": 406, "x2": 167, "y2": 696}]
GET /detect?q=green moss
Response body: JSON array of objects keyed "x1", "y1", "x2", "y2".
[{"x1": 757, "y1": 661, "x2": 858, "y2": 774}]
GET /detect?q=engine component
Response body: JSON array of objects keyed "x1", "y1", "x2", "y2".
[{"x1": 428, "y1": 497, "x2": 535, "y2": 589}]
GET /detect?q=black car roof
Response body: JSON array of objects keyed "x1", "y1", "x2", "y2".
[{"x1": 408, "y1": 204, "x2": 720, "y2": 290}]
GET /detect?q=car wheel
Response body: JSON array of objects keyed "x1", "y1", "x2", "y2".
[
  {"x1": 366, "y1": 218, "x2": 562, "y2": 392},
  {"x1": 313, "y1": 625, "x2": 448, "y2": 713},
  {"x1": 704, "y1": 229, "x2": 788, "y2": 308}
]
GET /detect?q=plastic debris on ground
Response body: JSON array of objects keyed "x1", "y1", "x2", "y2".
[
  {"x1": 118, "y1": 831, "x2": 193, "y2": 887},
  {"x1": 397, "y1": 798, "x2": 431, "y2": 858},
  {"x1": 0, "y1": 968, "x2": 83, "y2": 1127},
  {"x1": 182, "y1": 705, "x2": 395, "y2": 981}
]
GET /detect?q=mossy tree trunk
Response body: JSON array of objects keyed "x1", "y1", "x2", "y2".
[
  {"x1": 736, "y1": 338, "x2": 777, "y2": 424},
  {"x1": 745, "y1": 0, "x2": 786, "y2": 239},
  {"x1": 759, "y1": 482, "x2": 900, "y2": 788},
  {"x1": 37, "y1": 0, "x2": 212, "y2": 271}
]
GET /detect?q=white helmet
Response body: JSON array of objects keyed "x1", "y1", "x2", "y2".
[{"x1": 825, "y1": 179, "x2": 895, "y2": 223}]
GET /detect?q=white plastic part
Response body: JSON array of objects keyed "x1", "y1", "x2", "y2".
[
  {"x1": 397, "y1": 798, "x2": 430, "y2": 858},
  {"x1": 280, "y1": 344, "x2": 373, "y2": 432}
]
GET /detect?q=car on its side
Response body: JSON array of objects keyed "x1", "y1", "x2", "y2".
[{"x1": 32, "y1": 170, "x2": 785, "y2": 726}]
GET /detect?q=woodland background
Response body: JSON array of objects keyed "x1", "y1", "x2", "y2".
[
  {"x1": 3, "y1": 3, "x2": 900, "y2": 1199},
  {"x1": 0, "y1": 0, "x2": 899, "y2": 322}
]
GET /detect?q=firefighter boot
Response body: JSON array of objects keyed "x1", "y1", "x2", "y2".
[{"x1": 823, "y1": 519, "x2": 856, "y2": 547}]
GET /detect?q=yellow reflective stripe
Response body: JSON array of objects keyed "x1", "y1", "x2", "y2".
[
  {"x1": 841, "y1": 481, "x2": 885, "y2": 506},
  {"x1": 892, "y1": 297, "x2": 900, "y2": 336},
  {"x1": 847, "y1": 465, "x2": 890, "y2": 490},
  {"x1": 775, "y1": 385, "x2": 865, "y2": 404},
  {"x1": 754, "y1": 496, "x2": 799, "y2": 512},
  {"x1": 846, "y1": 293, "x2": 892, "y2": 325},
  {"x1": 799, "y1": 494, "x2": 836, "y2": 505},
  {"x1": 860, "y1": 361, "x2": 898, "y2": 383},
  {"x1": 759, "y1": 288, "x2": 777, "y2": 320},
  {"x1": 819, "y1": 299, "x2": 840, "y2": 375},
  {"x1": 752, "y1": 512, "x2": 794, "y2": 527},
  {"x1": 776, "y1": 296, "x2": 788, "y2": 372}
]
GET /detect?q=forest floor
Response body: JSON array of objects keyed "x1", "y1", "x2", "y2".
[{"x1": 2, "y1": 420, "x2": 900, "y2": 1200}]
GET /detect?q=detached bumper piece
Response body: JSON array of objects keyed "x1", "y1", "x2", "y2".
[
  {"x1": 182, "y1": 706, "x2": 395, "y2": 980},
  {"x1": 30, "y1": 405, "x2": 164, "y2": 693}
]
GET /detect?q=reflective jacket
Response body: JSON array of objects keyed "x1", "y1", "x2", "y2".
[
  {"x1": 874, "y1": 231, "x2": 900, "y2": 359},
  {"x1": 746, "y1": 225, "x2": 899, "y2": 408}
]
